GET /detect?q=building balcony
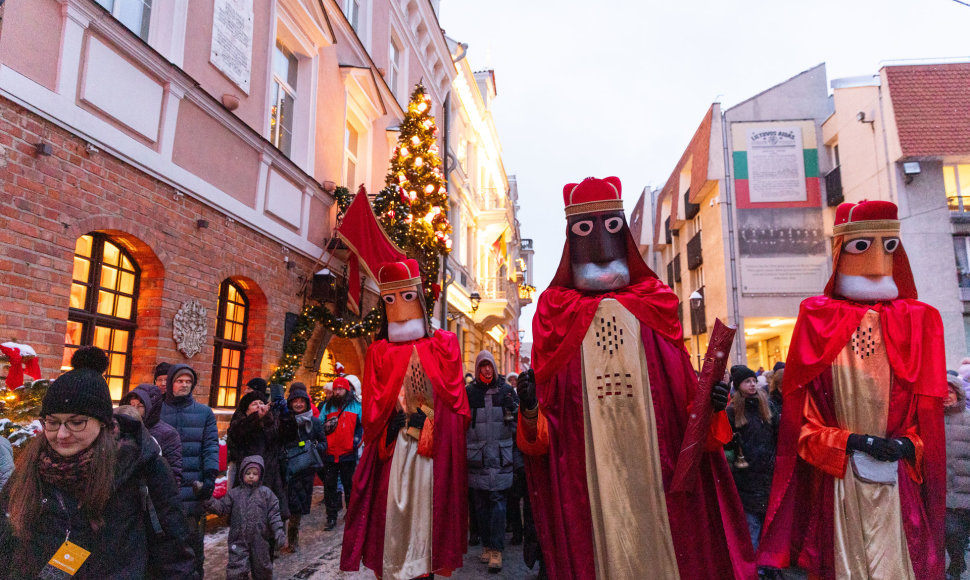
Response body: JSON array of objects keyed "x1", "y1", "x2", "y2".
[
  {"x1": 476, "y1": 188, "x2": 512, "y2": 240},
  {"x1": 825, "y1": 166, "x2": 844, "y2": 207},
  {"x1": 687, "y1": 232, "x2": 703, "y2": 270}
]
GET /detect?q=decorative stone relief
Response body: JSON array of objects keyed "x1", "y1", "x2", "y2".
[{"x1": 173, "y1": 300, "x2": 208, "y2": 358}]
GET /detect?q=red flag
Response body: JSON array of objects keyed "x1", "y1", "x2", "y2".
[{"x1": 335, "y1": 186, "x2": 407, "y2": 305}]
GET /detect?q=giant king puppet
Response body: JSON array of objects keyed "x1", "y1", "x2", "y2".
[
  {"x1": 758, "y1": 200, "x2": 946, "y2": 579},
  {"x1": 516, "y1": 176, "x2": 756, "y2": 579},
  {"x1": 341, "y1": 259, "x2": 470, "y2": 579}
]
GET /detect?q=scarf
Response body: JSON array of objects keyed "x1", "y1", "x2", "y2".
[
  {"x1": 38, "y1": 445, "x2": 96, "y2": 499},
  {"x1": 295, "y1": 409, "x2": 314, "y2": 431}
]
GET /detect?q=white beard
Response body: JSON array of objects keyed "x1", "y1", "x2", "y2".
[
  {"x1": 572, "y1": 259, "x2": 631, "y2": 291},
  {"x1": 835, "y1": 274, "x2": 899, "y2": 301},
  {"x1": 387, "y1": 317, "x2": 428, "y2": 343}
]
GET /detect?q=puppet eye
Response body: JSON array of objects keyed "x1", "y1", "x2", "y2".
[
  {"x1": 570, "y1": 220, "x2": 594, "y2": 236},
  {"x1": 382, "y1": 295, "x2": 396, "y2": 304},
  {"x1": 604, "y1": 217, "x2": 624, "y2": 234},
  {"x1": 883, "y1": 237, "x2": 900, "y2": 253},
  {"x1": 401, "y1": 291, "x2": 418, "y2": 302},
  {"x1": 843, "y1": 238, "x2": 873, "y2": 254}
]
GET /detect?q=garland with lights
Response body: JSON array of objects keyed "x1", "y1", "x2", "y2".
[
  {"x1": 373, "y1": 82, "x2": 451, "y2": 312},
  {"x1": 269, "y1": 304, "x2": 384, "y2": 384},
  {"x1": 334, "y1": 185, "x2": 354, "y2": 217}
]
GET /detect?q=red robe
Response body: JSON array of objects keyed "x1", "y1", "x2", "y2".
[
  {"x1": 340, "y1": 330, "x2": 470, "y2": 576},
  {"x1": 757, "y1": 296, "x2": 946, "y2": 579},
  {"x1": 520, "y1": 277, "x2": 756, "y2": 580}
]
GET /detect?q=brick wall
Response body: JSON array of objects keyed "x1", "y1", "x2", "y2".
[{"x1": 0, "y1": 96, "x2": 320, "y2": 406}]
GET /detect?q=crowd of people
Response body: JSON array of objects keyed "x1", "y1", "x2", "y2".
[{"x1": 2, "y1": 346, "x2": 970, "y2": 579}]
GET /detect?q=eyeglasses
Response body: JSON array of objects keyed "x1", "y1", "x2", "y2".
[{"x1": 41, "y1": 417, "x2": 91, "y2": 433}]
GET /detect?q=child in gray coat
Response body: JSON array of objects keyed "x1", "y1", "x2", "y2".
[{"x1": 205, "y1": 455, "x2": 287, "y2": 580}]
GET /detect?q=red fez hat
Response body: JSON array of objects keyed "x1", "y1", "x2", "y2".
[
  {"x1": 833, "y1": 200, "x2": 899, "y2": 236},
  {"x1": 332, "y1": 376, "x2": 350, "y2": 391},
  {"x1": 563, "y1": 176, "x2": 624, "y2": 217},
  {"x1": 378, "y1": 259, "x2": 422, "y2": 292}
]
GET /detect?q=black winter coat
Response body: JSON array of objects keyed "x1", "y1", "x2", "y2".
[
  {"x1": 466, "y1": 376, "x2": 518, "y2": 491},
  {"x1": 279, "y1": 411, "x2": 326, "y2": 515},
  {"x1": 726, "y1": 396, "x2": 779, "y2": 516},
  {"x1": 0, "y1": 417, "x2": 195, "y2": 579},
  {"x1": 161, "y1": 365, "x2": 219, "y2": 517},
  {"x1": 126, "y1": 383, "x2": 183, "y2": 486},
  {"x1": 227, "y1": 410, "x2": 289, "y2": 520}
]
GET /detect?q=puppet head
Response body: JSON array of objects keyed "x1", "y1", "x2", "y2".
[
  {"x1": 561, "y1": 176, "x2": 631, "y2": 291},
  {"x1": 378, "y1": 259, "x2": 430, "y2": 342},
  {"x1": 825, "y1": 200, "x2": 917, "y2": 302}
]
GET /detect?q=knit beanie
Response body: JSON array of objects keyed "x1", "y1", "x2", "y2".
[
  {"x1": 43, "y1": 366, "x2": 113, "y2": 425},
  {"x1": 237, "y1": 390, "x2": 268, "y2": 414},
  {"x1": 154, "y1": 362, "x2": 171, "y2": 381},
  {"x1": 246, "y1": 377, "x2": 269, "y2": 395},
  {"x1": 730, "y1": 365, "x2": 757, "y2": 388}
]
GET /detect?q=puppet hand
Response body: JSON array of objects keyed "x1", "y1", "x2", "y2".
[
  {"x1": 517, "y1": 369, "x2": 537, "y2": 410},
  {"x1": 891, "y1": 437, "x2": 916, "y2": 461},
  {"x1": 408, "y1": 409, "x2": 427, "y2": 430},
  {"x1": 386, "y1": 411, "x2": 406, "y2": 446},
  {"x1": 848, "y1": 433, "x2": 899, "y2": 461},
  {"x1": 711, "y1": 382, "x2": 730, "y2": 412}
]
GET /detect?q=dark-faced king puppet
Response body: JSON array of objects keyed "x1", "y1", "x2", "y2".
[
  {"x1": 341, "y1": 259, "x2": 470, "y2": 579},
  {"x1": 758, "y1": 200, "x2": 946, "y2": 579},
  {"x1": 516, "y1": 176, "x2": 755, "y2": 579}
]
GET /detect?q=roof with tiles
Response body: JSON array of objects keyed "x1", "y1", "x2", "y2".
[{"x1": 884, "y1": 63, "x2": 970, "y2": 157}]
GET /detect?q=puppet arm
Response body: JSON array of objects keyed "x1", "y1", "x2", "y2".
[
  {"x1": 797, "y1": 390, "x2": 851, "y2": 478},
  {"x1": 517, "y1": 406, "x2": 550, "y2": 456}
]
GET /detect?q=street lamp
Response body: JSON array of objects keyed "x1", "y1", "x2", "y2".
[
  {"x1": 469, "y1": 292, "x2": 482, "y2": 313},
  {"x1": 689, "y1": 291, "x2": 704, "y2": 371}
]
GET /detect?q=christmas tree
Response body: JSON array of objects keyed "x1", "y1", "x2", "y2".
[
  {"x1": 373, "y1": 82, "x2": 452, "y2": 308},
  {"x1": 0, "y1": 379, "x2": 48, "y2": 449}
]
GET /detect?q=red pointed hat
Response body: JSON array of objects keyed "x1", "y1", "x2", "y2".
[
  {"x1": 833, "y1": 199, "x2": 900, "y2": 236},
  {"x1": 378, "y1": 258, "x2": 422, "y2": 292},
  {"x1": 563, "y1": 176, "x2": 624, "y2": 216}
]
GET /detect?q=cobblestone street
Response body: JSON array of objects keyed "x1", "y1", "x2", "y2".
[{"x1": 204, "y1": 489, "x2": 539, "y2": 579}]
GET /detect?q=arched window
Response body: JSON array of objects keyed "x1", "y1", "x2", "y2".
[
  {"x1": 210, "y1": 280, "x2": 249, "y2": 408},
  {"x1": 62, "y1": 233, "x2": 139, "y2": 401}
]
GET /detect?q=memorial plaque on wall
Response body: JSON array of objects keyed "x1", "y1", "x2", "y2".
[
  {"x1": 732, "y1": 121, "x2": 827, "y2": 295},
  {"x1": 210, "y1": 0, "x2": 254, "y2": 93}
]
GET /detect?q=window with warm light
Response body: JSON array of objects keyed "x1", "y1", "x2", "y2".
[
  {"x1": 270, "y1": 41, "x2": 298, "y2": 157},
  {"x1": 210, "y1": 280, "x2": 249, "y2": 408},
  {"x1": 63, "y1": 233, "x2": 139, "y2": 401},
  {"x1": 945, "y1": 164, "x2": 970, "y2": 212},
  {"x1": 95, "y1": 0, "x2": 152, "y2": 41}
]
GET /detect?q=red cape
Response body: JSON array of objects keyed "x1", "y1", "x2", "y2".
[
  {"x1": 340, "y1": 330, "x2": 470, "y2": 575},
  {"x1": 527, "y1": 284, "x2": 756, "y2": 580},
  {"x1": 758, "y1": 296, "x2": 946, "y2": 579}
]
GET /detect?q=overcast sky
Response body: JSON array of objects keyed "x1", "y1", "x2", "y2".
[{"x1": 438, "y1": 0, "x2": 970, "y2": 341}]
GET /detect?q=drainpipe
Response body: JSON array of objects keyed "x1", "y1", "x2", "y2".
[
  {"x1": 438, "y1": 90, "x2": 452, "y2": 330},
  {"x1": 720, "y1": 107, "x2": 745, "y2": 363}
]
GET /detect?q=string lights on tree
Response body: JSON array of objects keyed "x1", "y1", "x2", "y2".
[{"x1": 373, "y1": 82, "x2": 452, "y2": 313}]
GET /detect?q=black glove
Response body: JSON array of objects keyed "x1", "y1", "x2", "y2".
[
  {"x1": 516, "y1": 369, "x2": 537, "y2": 411},
  {"x1": 893, "y1": 437, "x2": 916, "y2": 461},
  {"x1": 711, "y1": 382, "x2": 729, "y2": 412},
  {"x1": 847, "y1": 433, "x2": 906, "y2": 462},
  {"x1": 195, "y1": 470, "x2": 217, "y2": 500},
  {"x1": 502, "y1": 391, "x2": 519, "y2": 413},
  {"x1": 386, "y1": 410, "x2": 406, "y2": 446},
  {"x1": 408, "y1": 409, "x2": 427, "y2": 430}
]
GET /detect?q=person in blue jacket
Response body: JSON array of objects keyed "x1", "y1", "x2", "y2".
[{"x1": 161, "y1": 363, "x2": 218, "y2": 577}]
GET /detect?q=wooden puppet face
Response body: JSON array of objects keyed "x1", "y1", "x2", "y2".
[
  {"x1": 568, "y1": 210, "x2": 630, "y2": 292},
  {"x1": 834, "y1": 231, "x2": 901, "y2": 301}
]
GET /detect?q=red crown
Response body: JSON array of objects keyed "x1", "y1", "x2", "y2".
[
  {"x1": 833, "y1": 200, "x2": 899, "y2": 236},
  {"x1": 562, "y1": 176, "x2": 624, "y2": 216},
  {"x1": 378, "y1": 259, "x2": 422, "y2": 291}
]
